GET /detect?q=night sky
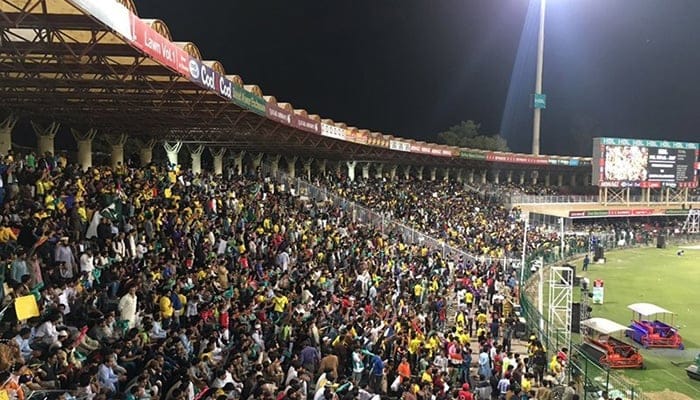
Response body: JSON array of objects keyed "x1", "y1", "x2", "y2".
[{"x1": 134, "y1": 0, "x2": 700, "y2": 156}]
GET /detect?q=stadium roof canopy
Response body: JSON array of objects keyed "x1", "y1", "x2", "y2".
[{"x1": 0, "y1": 0, "x2": 589, "y2": 170}]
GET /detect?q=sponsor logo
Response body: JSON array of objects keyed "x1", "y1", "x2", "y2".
[
  {"x1": 200, "y1": 65, "x2": 215, "y2": 90},
  {"x1": 218, "y1": 76, "x2": 232, "y2": 99},
  {"x1": 189, "y1": 60, "x2": 200, "y2": 80},
  {"x1": 269, "y1": 107, "x2": 291, "y2": 124}
]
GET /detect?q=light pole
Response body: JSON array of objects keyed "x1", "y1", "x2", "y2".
[{"x1": 532, "y1": 0, "x2": 547, "y2": 156}]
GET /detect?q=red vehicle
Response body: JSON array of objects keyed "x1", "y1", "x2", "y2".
[{"x1": 582, "y1": 317, "x2": 644, "y2": 369}]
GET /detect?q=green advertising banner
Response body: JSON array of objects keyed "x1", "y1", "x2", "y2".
[
  {"x1": 460, "y1": 151, "x2": 486, "y2": 160},
  {"x1": 232, "y1": 86, "x2": 266, "y2": 116}
]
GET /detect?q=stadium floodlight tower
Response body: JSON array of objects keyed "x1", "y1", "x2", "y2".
[
  {"x1": 531, "y1": 0, "x2": 547, "y2": 156},
  {"x1": 548, "y1": 265, "x2": 574, "y2": 356}
]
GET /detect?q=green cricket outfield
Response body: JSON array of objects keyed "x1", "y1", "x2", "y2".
[{"x1": 576, "y1": 245, "x2": 700, "y2": 399}]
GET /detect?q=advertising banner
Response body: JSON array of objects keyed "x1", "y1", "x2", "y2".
[
  {"x1": 69, "y1": 0, "x2": 132, "y2": 40},
  {"x1": 293, "y1": 115, "x2": 321, "y2": 135},
  {"x1": 389, "y1": 140, "x2": 411, "y2": 152},
  {"x1": 187, "y1": 58, "x2": 217, "y2": 92},
  {"x1": 131, "y1": 15, "x2": 190, "y2": 78},
  {"x1": 486, "y1": 152, "x2": 549, "y2": 165},
  {"x1": 568, "y1": 208, "x2": 689, "y2": 218},
  {"x1": 232, "y1": 86, "x2": 267, "y2": 116},
  {"x1": 346, "y1": 129, "x2": 368, "y2": 144},
  {"x1": 266, "y1": 103, "x2": 293, "y2": 125},
  {"x1": 460, "y1": 150, "x2": 486, "y2": 160},
  {"x1": 592, "y1": 280, "x2": 604, "y2": 304},
  {"x1": 321, "y1": 123, "x2": 346, "y2": 141}
]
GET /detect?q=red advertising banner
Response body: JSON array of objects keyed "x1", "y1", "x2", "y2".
[
  {"x1": 266, "y1": 103, "x2": 293, "y2": 125},
  {"x1": 293, "y1": 115, "x2": 321, "y2": 134},
  {"x1": 131, "y1": 15, "x2": 190, "y2": 78}
]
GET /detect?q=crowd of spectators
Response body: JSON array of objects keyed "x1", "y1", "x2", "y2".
[{"x1": 0, "y1": 149, "x2": 583, "y2": 400}]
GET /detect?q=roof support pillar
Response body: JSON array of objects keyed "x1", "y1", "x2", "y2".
[
  {"x1": 253, "y1": 152, "x2": 264, "y2": 172},
  {"x1": 430, "y1": 167, "x2": 437, "y2": 181},
  {"x1": 316, "y1": 159, "x2": 327, "y2": 177},
  {"x1": 188, "y1": 144, "x2": 204, "y2": 175},
  {"x1": 570, "y1": 173, "x2": 577, "y2": 187},
  {"x1": 303, "y1": 158, "x2": 313, "y2": 181},
  {"x1": 0, "y1": 114, "x2": 18, "y2": 156},
  {"x1": 31, "y1": 121, "x2": 60, "y2": 157},
  {"x1": 507, "y1": 170, "x2": 514, "y2": 184},
  {"x1": 286, "y1": 156, "x2": 298, "y2": 178},
  {"x1": 106, "y1": 134, "x2": 128, "y2": 170},
  {"x1": 467, "y1": 170, "x2": 475, "y2": 184},
  {"x1": 557, "y1": 172, "x2": 564, "y2": 187},
  {"x1": 442, "y1": 167, "x2": 449, "y2": 182},
  {"x1": 346, "y1": 161, "x2": 357, "y2": 182},
  {"x1": 140, "y1": 139, "x2": 157, "y2": 167},
  {"x1": 362, "y1": 163, "x2": 370, "y2": 180},
  {"x1": 270, "y1": 154, "x2": 281, "y2": 177},
  {"x1": 531, "y1": 170, "x2": 539, "y2": 185},
  {"x1": 544, "y1": 172, "x2": 551, "y2": 186},
  {"x1": 403, "y1": 165, "x2": 411, "y2": 180},
  {"x1": 416, "y1": 166, "x2": 424, "y2": 180},
  {"x1": 375, "y1": 164, "x2": 384, "y2": 179},
  {"x1": 210, "y1": 148, "x2": 226, "y2": 175},
  {"x1": 71, "y1": 128, "x2": 97, "y2": 171},
  {"x1": 389, "y1": 165, "x2": 397, "y2": 181},
  {"x1": 519, "y1": 171, "x2": 526, "y2": 185},
  {"x1": 492, "y1": 169, "x2": 500, "y2": 184},
  {"x1": 164, "y1": 141, "x2": 182, "y2": 169},
  {"x1": 454, "y1": 168, "x2": 464, "y2": 183},
  {"x1": 234, "y1": 151, "x2": 245, "y2": 176}
]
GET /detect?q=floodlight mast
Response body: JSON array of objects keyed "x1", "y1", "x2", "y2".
[{"x1": 532, "y1": 0, "x2": 546, "y2": 156}]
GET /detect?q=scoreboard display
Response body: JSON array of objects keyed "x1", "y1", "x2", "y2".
[{"x1": 592, "y1": 137, "x2": 698, "y2": 188}]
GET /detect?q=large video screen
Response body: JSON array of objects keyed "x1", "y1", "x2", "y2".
[{"x1": 592, "y1": 138, "x2": 698, "y2": 188}]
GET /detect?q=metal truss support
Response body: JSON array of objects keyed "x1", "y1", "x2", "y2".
[
  {"x1": 140, "y1": 139, "x2": 157, "y2": 166},
  {"x1": 665, "y1": 187, "x2": 688, "y2": 205},
  {"x1": 164, "y1": 141, "x2": 182, "y2": 168},
  {"x1": 599, "y1": 187, "x2": 630, "y2": 206},
  {"x1": 188, "y1": 144, "x2": 204, "y2": 175},
  {"x1": 684, "y1": 209, "x2": 700, "y2": 234},
  {"x1": 31, "y1": 121, "x2": 60, "y2": 156},
  {"x1": 0, "y1": 114, "x2": 19, "y2": 155},
  {"x1": 303, "y1": 158, "x2": 312, "y2": 181},
  {"x1": 548, "y1": 266, "x2": 574, "y2": 355},
  {"x1": 105, "y1": 134, "x2": 128, "y2": 169},
  {"x1": 209, "y1": 147, "x2": 226, "y2": 175},
  {"x1": 403, "y1": 165, "x2": 411, "y2": 180},
  {"x1": 269, "y1": 154, "x2": 281, "y2": 177},
  {"x1": 286, "y1": 156, "x2": 298, "y2": 178},
  {"x1": 71, "y1": 128, "x2": 97, "y2": 171},
  {"x1": 346, "y1": 160, "x2": 357, "y2": 182}
]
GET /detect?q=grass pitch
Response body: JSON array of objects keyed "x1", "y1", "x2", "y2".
[{"x1": 576, "y1": 245, "x2": 700, "y2": 399}]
